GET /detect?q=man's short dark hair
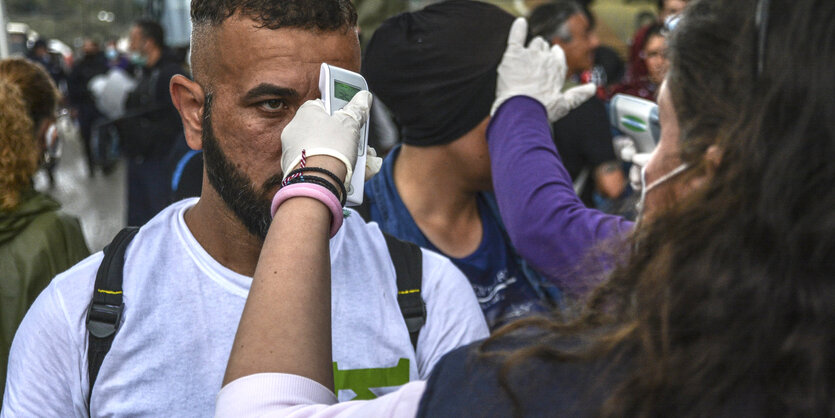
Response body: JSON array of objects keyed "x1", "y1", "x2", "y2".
[
  {"x1": 189, "y1": 0, "x2": 358, "y2": 86},
  {"x1": 134, "y1": 19, "x2": 166, "y2": 49},
  {"x1": 190, "y1": 0, "x2": 357, "y2": 31},
  {"x1": 528, "y1": 1, "x2": 584, "y2": 42}
]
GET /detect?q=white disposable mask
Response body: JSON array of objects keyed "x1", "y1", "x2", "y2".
[{"x1": 635, "y1": 162, "x2": 690, "y2": 215}]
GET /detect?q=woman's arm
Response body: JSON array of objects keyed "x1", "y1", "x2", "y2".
[
  {"x1": 222, "y1": 155, "x2": 343, "y2": 389},
  {"x1": 217, "y1": 93, "x2": 426, "y2": 416},
  {"x1": 223, "y1": 93, "x2": 371, "y2": 389},
  {"x1": 488, "y1": 96, "x2": 634, "y2": 293}
]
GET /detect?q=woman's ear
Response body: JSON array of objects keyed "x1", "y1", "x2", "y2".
[
  {"x1": 686, "y1": 144, "x2": 723, "y2": 192},
  {"x1": 170, "y1": 75, "x2": 205, "y2": 151}
]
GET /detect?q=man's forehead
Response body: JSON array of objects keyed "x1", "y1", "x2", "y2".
[{"x1": 207, "y1": 16, "x2": 360, "y2": 88}]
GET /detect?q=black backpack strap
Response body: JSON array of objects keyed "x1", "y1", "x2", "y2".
[
  {"x1": 86, "y1": 227, "x2": 139, "y2": 400},
  {"x1": 383, "y1": 233, "x2": 425, "y2": 351}
]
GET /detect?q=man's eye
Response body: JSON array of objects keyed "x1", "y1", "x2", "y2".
[{"x1": 260, "y1": 99, "x2": 286, "y2": 111}]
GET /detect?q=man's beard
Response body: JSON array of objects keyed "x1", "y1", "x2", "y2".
[{"x1": 201, "y1": 94, "x2": 284, "y2": 240}]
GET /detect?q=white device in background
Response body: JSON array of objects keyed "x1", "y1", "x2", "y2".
[{"x1": 318, "y1": 63, "x2": 369, "y2": 206}]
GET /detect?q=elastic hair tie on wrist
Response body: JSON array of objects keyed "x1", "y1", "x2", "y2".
[
  {"x1": 284, "y1": 175, "x2": 344, "y2": 207},
  {"x1": 270, "y1": 183, "x2": 343, "y2": 238},
  {"x1": 285, "y1": 166, "x2": 347, "y2": 203}
]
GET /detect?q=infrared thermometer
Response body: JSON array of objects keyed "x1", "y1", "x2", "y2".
[
  {"x1": 609, "y1": 94, "x2": 660, "y2": 155},
  {"x1": 318, "y1": 63, "x2": 369, "y2": 206}
]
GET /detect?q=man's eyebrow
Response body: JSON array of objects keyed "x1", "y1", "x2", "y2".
[{"x1": 243, "y1": 83, "x2": 299, "y2": 101}]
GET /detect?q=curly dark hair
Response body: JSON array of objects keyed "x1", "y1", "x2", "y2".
[
  {"x1": 190, "y1": 0, "x2": 356, "y2": 31},
  {"x1": 487, "y1": 0, "x2": 835, "y2": 415}
]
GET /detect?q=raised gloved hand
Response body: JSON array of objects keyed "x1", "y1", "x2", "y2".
[
  {"x1": 491, "y1": 17, "x2": 597, "y2": 122},
  {"x1": 281, "y1": 91, "x2": 376, "y2": 186},
  {"x1": 365, "y1": 147, "x2": 382, "y2": 181}
]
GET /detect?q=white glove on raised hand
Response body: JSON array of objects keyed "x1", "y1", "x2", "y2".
[
  {"x1": 491, "y1": 17, "x2": 597, "y2": 122},
  {"x1": 281, "y1": 91, "x2": 373, "y2": 185},
  {"x1": 365, "y1": 147, "x2": 383, "y2": 181}
]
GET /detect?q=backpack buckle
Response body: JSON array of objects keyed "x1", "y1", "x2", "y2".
[
  {"x1": 402, "y1": 303, "x2": 426, "y2": 333},
  {"x1": 86, "y1": 302, "x2": 124, "y2": 339}
]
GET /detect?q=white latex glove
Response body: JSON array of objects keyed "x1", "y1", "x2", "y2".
[
  {"x1": 281, "y1": 91, "x2": 372, "y2": 186},
  {"x1": 491, "y1": 17, "x2": 597, "y2": 122},
  {"x1": 365, "y1": 147, "x2": 383, "y2": 181}
]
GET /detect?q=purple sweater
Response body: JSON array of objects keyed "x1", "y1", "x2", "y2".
[{"x1": 487, "y1": 96, "x2": 634, "y2": 294}]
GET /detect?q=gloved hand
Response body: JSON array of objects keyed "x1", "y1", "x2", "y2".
[
  {"x1": 281, "y1": 91, "x2": 373, "y2": 186},
  {"x1": 365, "y1": 147, "x2": 383, "y2": 181},
  {"x1": 491, "y1": 17, "x2": 597, "y2": 122}
]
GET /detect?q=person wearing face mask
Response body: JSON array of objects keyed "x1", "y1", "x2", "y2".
[
  {"x1": 104, "y1": 40, "x2": 131, "y2": 71},
  {"x1": 118, "y1": 19, "x2": 186, "y2": 226},
  {"x1": 214, "y1": 0, "x2": 835, "y2": 415},
  {"x1": 0, "y1": 58, "x2": 90, "y2": 401},
  {"x1": 486, "y1": 0, "x2": 744, "y2": 296}
]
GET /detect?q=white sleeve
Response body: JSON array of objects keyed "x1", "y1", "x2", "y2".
[
  {"x1": 1, "y1": 284, "x2": 87, "y2": 417},
  {"x1": 215, "y1": 374, "x2": 424, "y2": 417},
  {"x1": 414, "y1": 252, "x2": 489, "y2": 379}
]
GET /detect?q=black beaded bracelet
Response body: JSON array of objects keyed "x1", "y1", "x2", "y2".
[
  {"x1": 284, "y1": 167, "x2": 347, "y2": 205},
  {"x1": 284, "y1": 175, "x2": 345, "y2": 207}
]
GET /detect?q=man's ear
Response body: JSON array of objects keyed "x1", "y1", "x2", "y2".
[{"x1": 170, "y1": 74, "x2": 205, "y2": 151}]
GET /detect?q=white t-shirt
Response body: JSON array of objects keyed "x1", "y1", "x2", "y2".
[
  {"x1": 215, "y1": 373, "x2": 425, "y2": 417},
  {"x1": 2, "y1": 199, "x2": 488, "y2": 417}
]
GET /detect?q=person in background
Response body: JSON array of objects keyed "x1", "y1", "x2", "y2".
[
  {"x1": 572, "y1": 0, "x2": 626, "y2": 91},
  {"x1": 610, "y1": 23, "x2": 668, "y2": 101},
  {"x1": 624, "y1": 0, "x2": 687, "y2": 94},
  {"x1": 362, "y1": 0, "x2": 593, "y2": 329},
  {"x1": 26, "y1": 39, "x2": 68, "y2": 92},
  {"x1": 117, "y1": 19, "x2": 186, "y2": 226},
  {"x1": 1, "y1": 1, "x2": 487, "y2": 415},
  {"x1": 0, "y1": 58, "x2": 90, "y2": 402},
  {"x1": 104, "y1": 39, "x2": 132, "y2": 71},
  {"x1": 215, "y1": 0, "x2": 835, "y2": 415},
  {"x1": 529, "y1": 0, "x2": 627, "y2": 209},
  {"x1": 68, "y1": 38, "x2": 110, "y2": 176}
]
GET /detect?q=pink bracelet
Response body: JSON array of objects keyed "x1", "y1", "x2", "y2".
[{"x1": 270, "y1": 183, "x2": 344, "y2": 238}]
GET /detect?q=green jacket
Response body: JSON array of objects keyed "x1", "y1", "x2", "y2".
[{"x1": 0, "y1": 189, "x2": 90, "y2": 398}]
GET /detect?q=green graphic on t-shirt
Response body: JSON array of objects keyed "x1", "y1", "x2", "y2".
[{"x1": 333, "y1": 358, "x2": 410, "y2": 400}]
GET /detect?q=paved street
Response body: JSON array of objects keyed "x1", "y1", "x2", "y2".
[{"x1": 33, "y1": 124, "x2": 127, "y2": 252}]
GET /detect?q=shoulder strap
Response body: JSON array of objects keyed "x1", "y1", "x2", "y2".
[
  {"x1": 383, "y1": 233, "x2": 425, "y2": 351},
  {"x1": 86, "y1": 227, "x2": 139, "y2": 400}
]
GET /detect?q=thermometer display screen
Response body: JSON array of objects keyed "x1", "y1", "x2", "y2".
[{"x1": 334, "y1": 80, "x2": 361, "y2": 102}]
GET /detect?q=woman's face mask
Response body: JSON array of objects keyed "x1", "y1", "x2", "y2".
[{"x1": 635, "y1": 162, "x2": 690, "y2": 216}]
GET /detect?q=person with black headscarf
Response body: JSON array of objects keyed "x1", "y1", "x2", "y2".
[{"x1": 362, "y1": 0, "x2": 561, "y2": 329}]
